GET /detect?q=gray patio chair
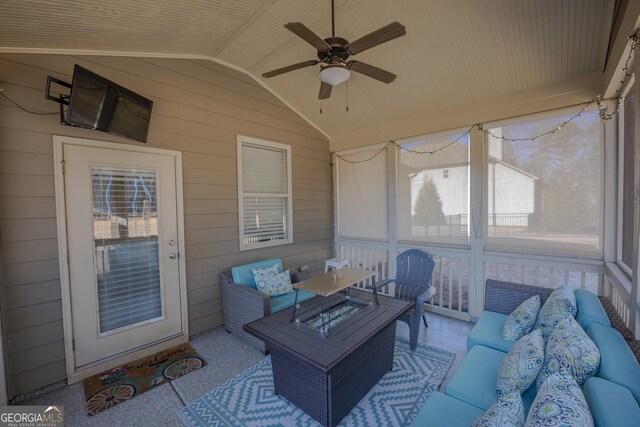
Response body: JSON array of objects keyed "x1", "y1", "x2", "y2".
[{"x1": 376, "y1": 249, "x2": 436, "y2": 350}]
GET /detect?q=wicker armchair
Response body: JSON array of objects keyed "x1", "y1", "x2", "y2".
[{"x1": 220, "y1": 270, "x2": 306, "y2": 353}]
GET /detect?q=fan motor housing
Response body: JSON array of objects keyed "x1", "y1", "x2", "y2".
[{"x1": 318, "y1": 37, "x2": 350, "y2": 61}]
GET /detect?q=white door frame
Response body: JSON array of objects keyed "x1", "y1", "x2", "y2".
[{"x1": 53, "y1": 136, "x2": 189, "y2": 383}]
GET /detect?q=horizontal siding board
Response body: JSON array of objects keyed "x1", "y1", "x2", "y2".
[
  {"x1": 2, "y1": 238, "x2": 59, "y2": 264},
  {"x1": 9, "y1": 341, "x2": 65, "y2": 375},
  {"x1": 4, "y1": 280, "x2": 62, "y2": 309},
  {"x1": 6, "y1": 321, "x2": 64, "y2": 353},
  {"x1": 2, "y1": 259, "x2": 61, "y2": 287},
  {"x1": 0, "y1": 53, "x2": 331, "y2": 398},
  {"x1": 0, "y1": 218, "x2": 58, "y2": 241},
  {"x1": 6, "y1": 301, "x2": 63, "y2": 332},
  {"x1": 0, "y1": 197, "x2": 56, "y2": 219}
]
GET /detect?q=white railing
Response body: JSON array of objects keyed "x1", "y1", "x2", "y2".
[
  {"x1": 483, "y1": 252, "x2": 603, "y2": 294},
  {"x1": 603, "y1": 263, "x2": 636, "y2": 334},
  {"x1": 336, "y1": 239, "x2": 471, "y2": 319}
]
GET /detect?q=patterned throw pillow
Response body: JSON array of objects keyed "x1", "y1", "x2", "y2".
[
  {"x1": 472, "y1": 392, "x2": 525, "y2": 427},
  {"x1": 252, "y1": 265, "x2": 293, "y2": 297},
  {"x1": 497, "y1": 329, "x2": 544, "y2": 395},
  {"x1": 536, "y1": 315, "x2": 600, "y2": 388},
  {"x1": 534, "y1": 283, "x2": 577, "y2": 341},
  {"x1": 526, "y1": 371, "x2": 594, "y2": 427},
  {"x1": 503, "y1": 295, "x2": 541, "y2": 340}
]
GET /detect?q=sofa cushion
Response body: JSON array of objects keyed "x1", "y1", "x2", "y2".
[
  {"x1": 497, "y1": 329, "x2": 544, "y2": 395},
  {"x1": 536, "y1": 315, "x2": 600, "y2": 388},
  {"x1": 534, "y1": 283, "x2": 577, "y2": 341},
  {"x1": 231, "y1": 258, "x2": 283, "y2": 288},
  {"x1": 503, "y1": 295, "x2": 540, "y2": 341},
  {"x1": 468, "y1": 311, "x2": 515, "y2": 353},
  {"x1": 472, "y1": 392, "x2": 525, "y2": 427},
  {"x1": 583, "y1": 377, "x2": 640, "y2": 427},
  {"x1": 269, "y1": 289, "x2": 315, "y2": 313},
  {"x1": 586, "y1": 322, "x2": 640, "y2": 405},
  {"x1": 253, "y1": 267, "x2": 293, "y2": 297},
  {"x1": 527, "y1": 371, "x2": 593, "y2": 427},
  {"x1": 574, "y1": 289, "x2": 610, "y2": 330},
  {"x1": 409, "y1": 392, "x2": 484, "y2": 427}
]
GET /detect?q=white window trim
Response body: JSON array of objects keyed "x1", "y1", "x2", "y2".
[
  {"x1": 237, "y1": 135, "x2": 293, "y2": 251},
  {"x1": 616, "y1": 74, "x2": 635, "y2": 277}
]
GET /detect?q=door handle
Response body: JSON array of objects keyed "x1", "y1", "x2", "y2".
[{"x1": 169, "y1": 252, "x2": 177, "y2": 259}]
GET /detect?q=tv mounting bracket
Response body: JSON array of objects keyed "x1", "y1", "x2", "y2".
[{"x1": 44, "y1": 75, "x2": 72, "y2": 126}]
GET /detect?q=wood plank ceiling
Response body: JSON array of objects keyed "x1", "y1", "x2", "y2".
[{"x1": 0, "y1": 0, "x2": 616, "y2": 139}]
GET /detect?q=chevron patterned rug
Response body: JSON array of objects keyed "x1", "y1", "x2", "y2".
[{"x1": 178, "y1": 338, "x2": 455, "y2": 427}]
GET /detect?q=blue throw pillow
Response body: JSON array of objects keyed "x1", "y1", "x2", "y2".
[
  {"x1": 497, "y1": 329, "x2": 544, "y2": 396},
  {"x1": 526, "y1": 371, "x2": 594, "y2": 427},
  {"x1": 536, "y1": 315, "x2": 600, "y2": 388},
  {"x1": 252, "y1": 264, "x2": 293, "y2": 297},
  {"x1": 503, "y1": 295, "x2": 541, "y2": 340},
  {"x1": 472, "y1": 392, "x2": 525, "y2": 427},
  {"x1": 534, "y1": 283, "x2": 577, "y2": 341}
]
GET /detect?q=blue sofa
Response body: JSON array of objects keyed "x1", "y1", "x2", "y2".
[
  {"x1": 411, "y1": 280, "x2": 640, "y2": 426},
  {"x1": 220, "y1": 258, "x2": 315, "y2": 352}
]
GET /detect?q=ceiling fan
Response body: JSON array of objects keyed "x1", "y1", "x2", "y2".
[{"x1": 261, "y1": 0, "x2": 406, "y2": 100}]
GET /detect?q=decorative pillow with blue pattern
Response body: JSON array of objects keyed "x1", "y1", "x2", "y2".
[
  {"x1": 497, "y1": 329, "x2": 544, "y2": 396},
  {"x1": 536, "y1": 315, "x2": 600, "y2": 388},
  {"x1": 534, "y1": 283, "x2": 577, "y2": 341},
  {"x1": 503, "y1": 295, "x2": 541, "y2": 340},
  {"x1": 472, "y1": 391, "x2": 525, "y2": 427},
  {"x1": 252, "y1": 264, "x2": 293, "y2": 297},
  {"x1": 526, "y1": 371, "x2": 594, "y2": 427}
]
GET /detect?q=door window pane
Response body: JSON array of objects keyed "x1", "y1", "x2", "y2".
[
  {"x1": 92, "y1": 166, "x2": 162, "y2": 333},
  {"x1": 398, "y1": 131, "x2": 469, "y2": 244},
  {"x1": 486, "y1": 108, "x2": 603, "y2": 255},
  {"x1": 338, "y1": 148, "x2": 388, "y2": 240}
]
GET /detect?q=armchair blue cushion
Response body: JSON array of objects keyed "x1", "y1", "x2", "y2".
[
  {"x1": 231, "y1": 258, "x2": 283, "y2": 288},
  {"x1": 410, "y1": 392, "x2": 483, "y2": 427},
  {"x1": 575, "y1": 289, "x2": 611, "y2": 330},
  {"x1": 269, "y1": 289, "x2": 315, "y2": 313},
  {"x1": 467, "y1": 311, "x2": 514, "y2": 353},
  {"x1": 583, "y1": 377, "x2": 640, "y2": 427}
]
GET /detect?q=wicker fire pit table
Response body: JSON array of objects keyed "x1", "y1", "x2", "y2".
[{"x1": 244, "y1": 268, "x2": 412, "y2": 427}]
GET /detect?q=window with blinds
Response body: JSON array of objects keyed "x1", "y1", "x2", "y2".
[
  {"x1": 237, "y1": 136, "x2": 293, "y2": 250},
  {"x1": 92, "y1": 166, "x2": 163, "y2": 333}
]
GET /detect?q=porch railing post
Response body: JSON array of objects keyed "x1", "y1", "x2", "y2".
[
  {"x1": 387, "y1": 143, "x2": 398, "y2": 279},
  {"x1": 632, "y1": 41, "x2": 640, "y2": 339},
  {"x1": 469, "y1": 126, "x2": 485, "y2": 320}
]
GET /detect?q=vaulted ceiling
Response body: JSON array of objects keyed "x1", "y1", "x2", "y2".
[{"x1": 0, "y1": 0, "x2": 617, "y2": 140}]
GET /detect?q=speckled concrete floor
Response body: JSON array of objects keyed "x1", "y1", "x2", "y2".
[{"x1": 16, "y1": 312, "x2": 473, "y2": 426}]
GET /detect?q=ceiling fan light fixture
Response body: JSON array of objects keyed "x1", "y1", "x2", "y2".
[{"x1": 319, "y1": 64, "x2": 351, "y2": 86}]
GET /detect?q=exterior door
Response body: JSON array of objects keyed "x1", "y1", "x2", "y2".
[{"x1": 63, "y1": 143, "x2": 184, "y2": 368}]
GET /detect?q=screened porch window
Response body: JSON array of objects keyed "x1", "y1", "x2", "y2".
[
  {"x1": 485, "y1": 107, "x2": 603, "y2": 256},
  {"x1": 337, "y1": 147, "x2": 388, "y2": 240},
  {"x1": 398, "y1": 130, "x2": 470, "y2": 245},
  {"x1": 237, "y1": 136, "x2": 293, "y2": 250}
]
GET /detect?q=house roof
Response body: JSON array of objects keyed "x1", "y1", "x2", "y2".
[{"x1": 0, "y1": 0, "x2": 620, "y2": 143}]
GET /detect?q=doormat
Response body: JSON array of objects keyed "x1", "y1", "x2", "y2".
[{"x1": 84, "y1": 343, "x2": 206, "y2": 416}]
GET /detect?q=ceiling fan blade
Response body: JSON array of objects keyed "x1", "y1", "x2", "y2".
[
  {"x1": 262, "y1": 60, "x2": 320, "y2": 78},
  {"x1": 348, "y1": 61, "x2": 396, "y2": 84},
  {"x1": 346, "y1": 22, "x2": 406, "y2": 55},
  {"x1": 318, "y1": 81, "x2": 332, "y2": 99},
  {"x1": 284, "y1": 22, "x2": 331, "y2": 52}
]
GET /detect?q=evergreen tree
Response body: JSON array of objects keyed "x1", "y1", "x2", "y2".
[{"x1": 413, "y1": 178, "x2": 447, "y2": 226}]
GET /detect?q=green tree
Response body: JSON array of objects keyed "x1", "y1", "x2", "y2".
[{"x1": 413, "y1": 178, "x2": 447, "y2": 226}]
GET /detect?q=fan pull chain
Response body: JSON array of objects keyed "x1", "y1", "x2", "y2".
[
  {"x1": 320, "y1": 100, "x2": 323, "y2": 114},
  {"x1": 346, "y1": 81, "x2": 349, "y2": 112}
]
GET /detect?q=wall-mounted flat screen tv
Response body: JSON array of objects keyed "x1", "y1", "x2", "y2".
[{"x1": 67, "y1": 65, "x2": 153, "y2": 143}]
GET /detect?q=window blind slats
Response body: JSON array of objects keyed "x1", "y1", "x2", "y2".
[
  {"x1": 239, "y1": 139, "x2": 291, "y2": 248},
  {"x1": 92, "y1": 166, "x2": 163, "y2": 333}
]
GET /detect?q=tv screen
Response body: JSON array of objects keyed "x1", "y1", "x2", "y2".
[{"x1": 67, "y1": 65, "x2": 153, "y2": 143}]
